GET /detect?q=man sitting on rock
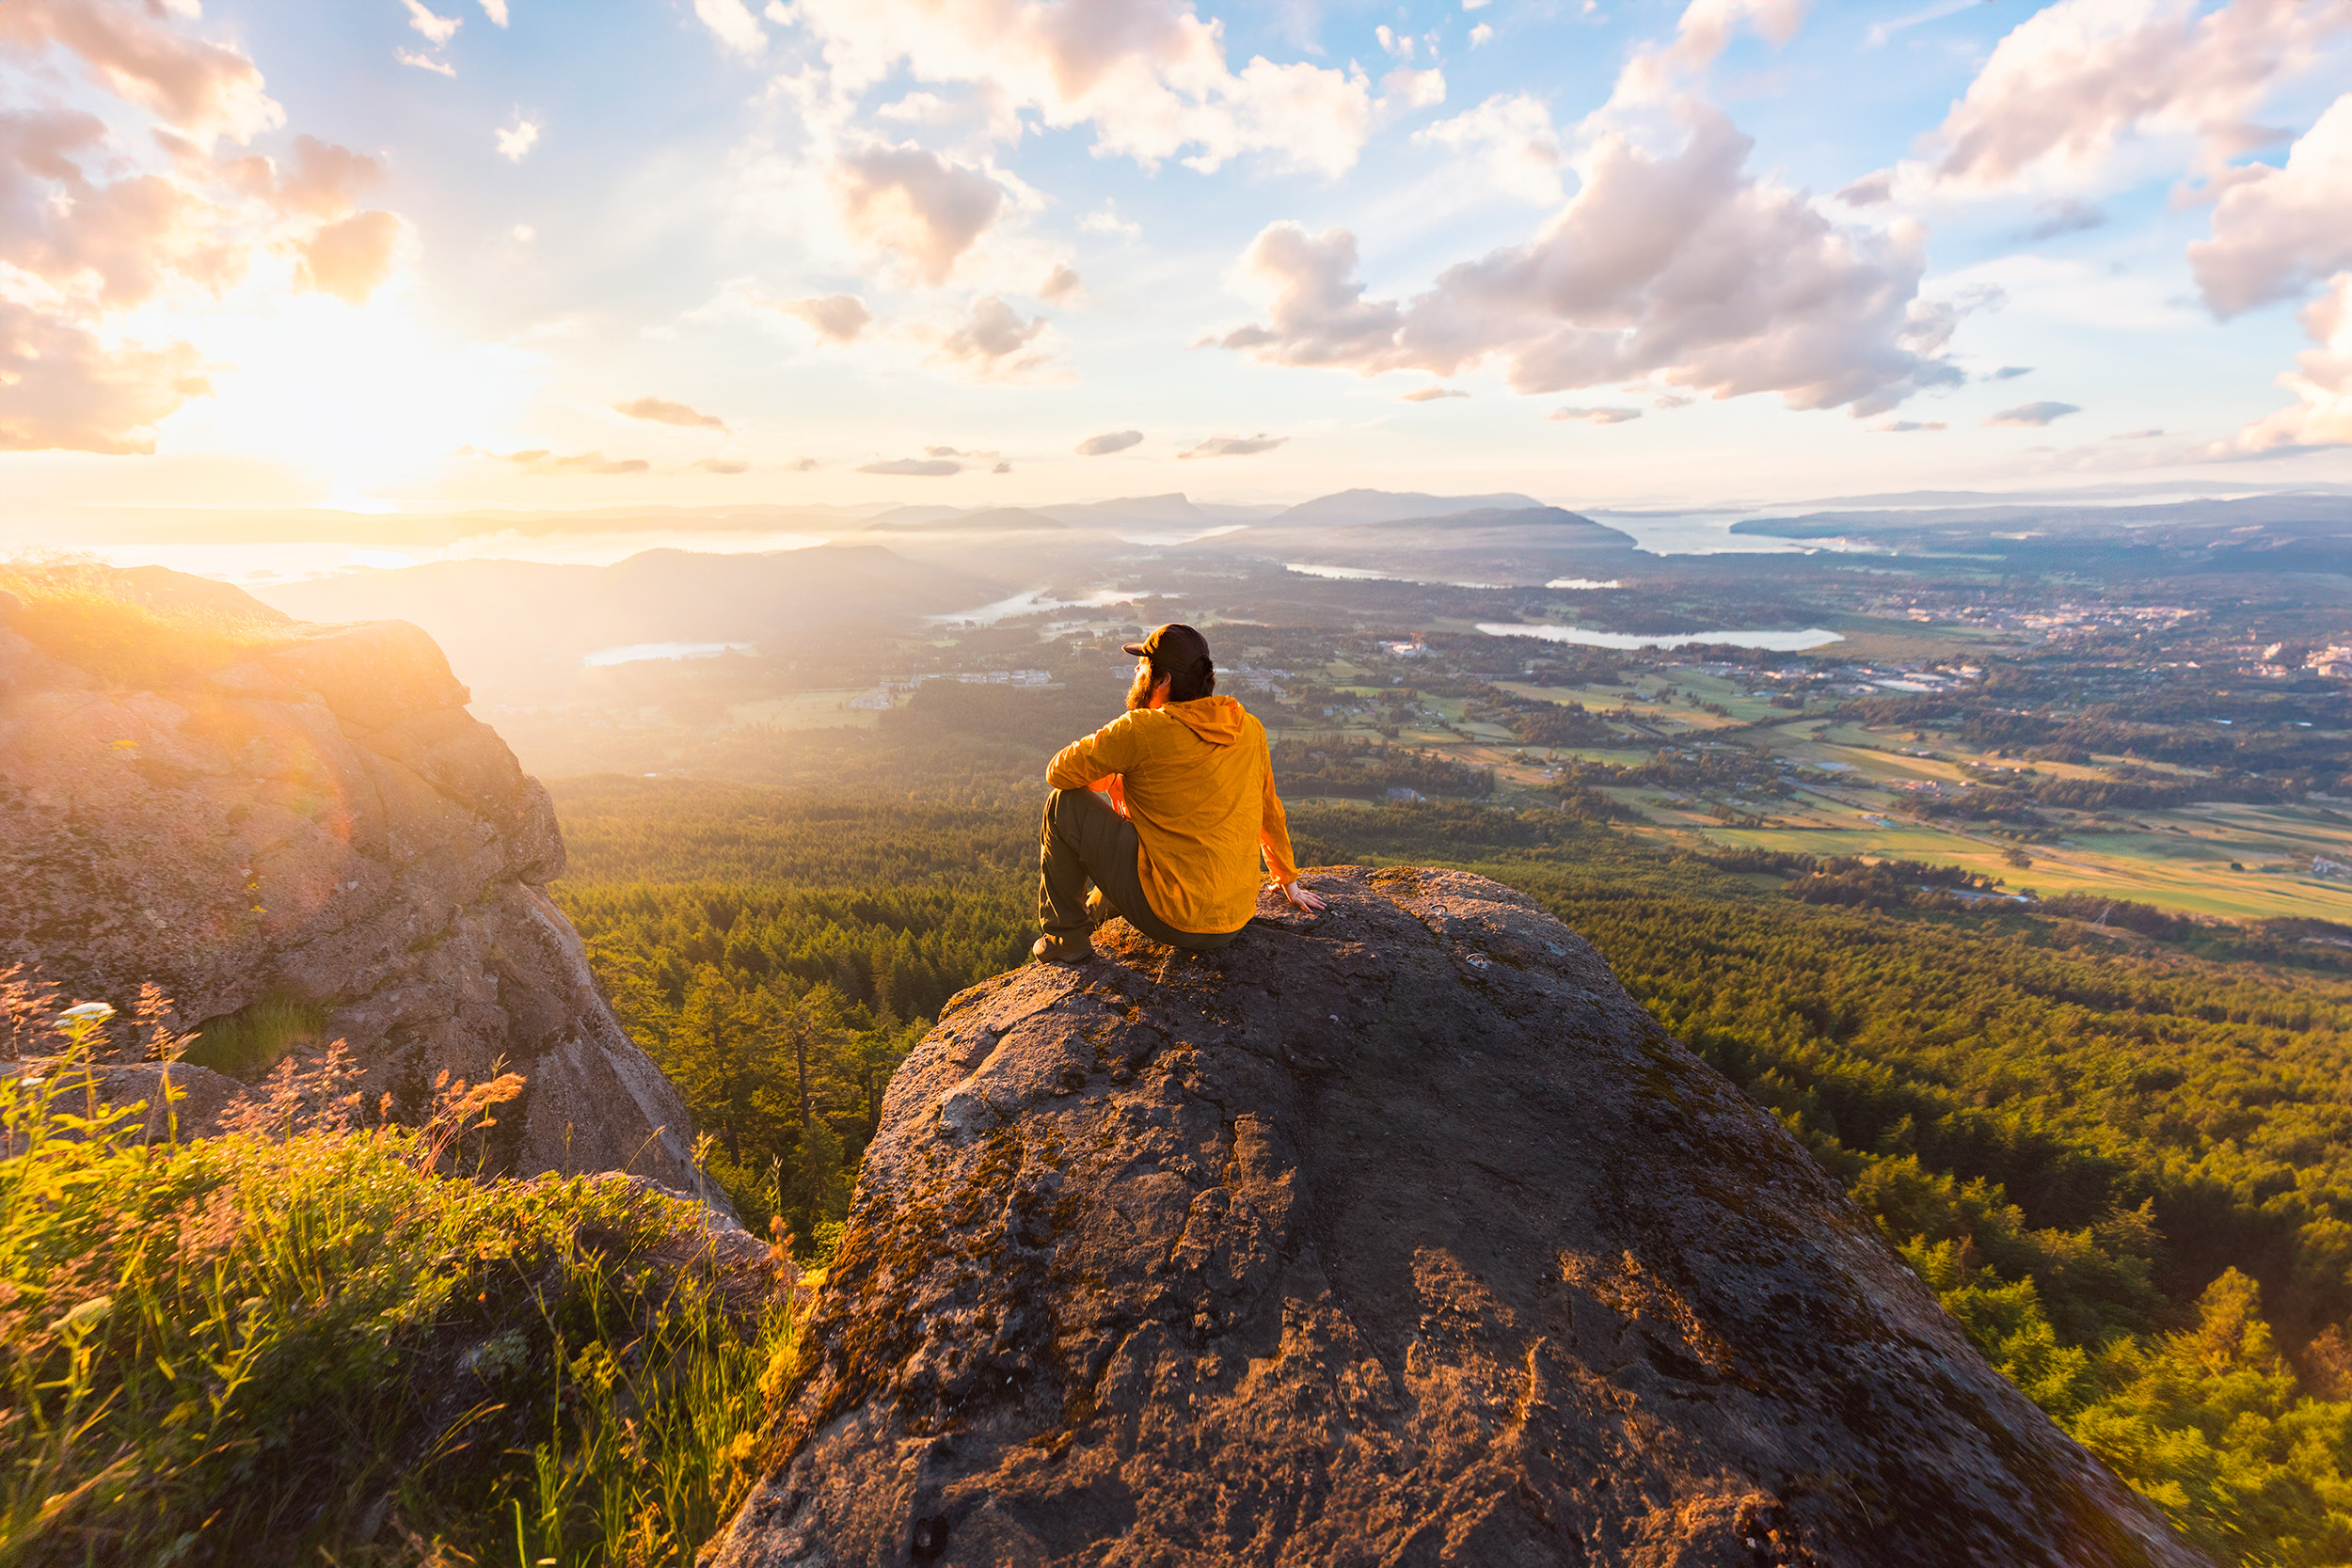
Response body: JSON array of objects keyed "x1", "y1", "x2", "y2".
[{"x1": 1034, "y1": 623, "x2": 1325, "y2": 965}]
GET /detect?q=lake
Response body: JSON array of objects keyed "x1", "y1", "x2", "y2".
[{"x1": 582, "y1": 641, "x2": 755, "y2": 667}]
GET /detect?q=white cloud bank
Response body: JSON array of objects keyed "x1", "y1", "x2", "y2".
[
  {"x1": 0, "y1": 4, "x2": 403, "y2": 452},
  {"x1": 1878, "y1": 0, "x2": 2349, "y2": 199},
  {"x1": 1221, "y1": 109, "x2": 1959, "y2": 416},
  {"x1": 2191, "y1": 94, "x2": 2352, "y2": 451},
  {"x1": 770, "y1": 0, "x2": 1393, "y2": 177}
]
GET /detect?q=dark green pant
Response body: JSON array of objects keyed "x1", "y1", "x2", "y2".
[{"x1": 1038, "y1": 787, "x2": 1239, "y2": 951}]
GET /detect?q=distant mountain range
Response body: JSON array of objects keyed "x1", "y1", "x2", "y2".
[
  {"x1": 1730, "y1": 491, "x2": 2352, "y2": 573},
  {"x1": 1267, "y1": 488, "x2": 1546, "y2": 526}
]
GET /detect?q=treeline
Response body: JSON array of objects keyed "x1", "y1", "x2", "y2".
[
  {"x1": 1295, "y1": 800, "x2": 2352, "y2": 1561},
  {"x1": 550, "y1": 782, "x2": 2352, "y2": 1559},
  {"x1": 551, "y1": 780, "x2": 1041, "y2": 1242},
  {"x1": 1850, "y1": 689, "x2": 2350, "y2": 794},
  {"x1": 1268, "y1": 736, "x2": 1494, "y2": 800}
]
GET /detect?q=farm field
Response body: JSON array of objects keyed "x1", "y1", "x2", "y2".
[{"x1": 725, "y1": 689, "x2": 885, "y2": 729}]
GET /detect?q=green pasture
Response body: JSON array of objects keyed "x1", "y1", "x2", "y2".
[{"x1": 726, "y1": 690, "x2": 884, "y2": 730}]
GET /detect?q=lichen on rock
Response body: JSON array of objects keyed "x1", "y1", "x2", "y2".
[{"x1": 707, "y1": 866, "x2": 2206, "y2": 1568}]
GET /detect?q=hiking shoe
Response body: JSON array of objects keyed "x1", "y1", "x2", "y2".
[{"x1": 1031, "y1": 933, "x2": 1095, "y2": 966}]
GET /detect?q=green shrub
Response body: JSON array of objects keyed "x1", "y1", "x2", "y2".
[
  {"x1": 0, "y1": 1035, "x2": 794, "y2": 1566},
  {"x1": 179, "y1": 991, "x2": 328, "y2": 1080}
]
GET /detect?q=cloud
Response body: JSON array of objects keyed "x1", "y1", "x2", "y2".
[
  {"x1": 497, "y1": 116, "x2": 540, "y2": 163},
  {"x1": 1375, "y1": 66, "x2": 1447, "y2": 125},
  {"x1": 480, "y1": 0, "x2": 510, "y2": 24},
  {"x1": 2112, "y1": 427, "x2": 2166, "y2": 438},
  {"x1": 1985, "y1": 400, "x2": 2081, "y2": 426},
  {"x1": 1550, "y1": 405, "x2": 1643, "y2": 423},
  {"x1": 613, "y1": 396, "x2": 727, "y2": 431},
  {"x1": 779, "y1": 293, "x2": 872, "y2": 343},
  {"x1": 2020, "y1": 198, "x2": 2107, "y2": 240},
  {"x1": 1402, "y1": 387, "x2": 1468, "y2": 401},
  {"x1": 1990, "y1": 365, "x2": 2033, "y2": 380},
  {"x1": 2188, "y1": 93, "x2": 2352, "y2": 316},
  {"x1": 481, "y1": 448, "x2": 651, "y2": 475},
  {"x1": 693, "y1": 457, "x2": 749, "y2": 474},
  {"x1": 266, "y1": 135, "x2": 388, "y2": 217},
  {"x1": 936, "y1": 294, "x2": 1050, "y2": 377},
  {"x1": 0, "y1": 113, "x2": 221, "y2": 307},
  {"x1": 1470, "y1": 24, "x2": 1493, "y2": 45},
  {"x1": 1076, "y1": 429, "x2": 1144, "y2": 454},
  {"x1": 786, "y1": 456, "x2": 820, "y2": 471},
  {"x1": 0, "y1": 302, "x2": 207, "y2": 454},
  {"x1": 2216, "y1": 272, "x2": 2352, "y2": 451},
  {"x1": 1040, "y1": 263, "x2": 1084, "y2": 301},
  {"x1": 1220, "y1": 108, "x2": 1961, "y2": 417},
  {"x1": 1866, "y1": 0, "x2": 1975, "y2": 47},
  {"x1": 693, "y1": 0, "x2": 765, "y2": 55},
  {"x1": 1875, "y1": 419, "x2": 1947, "y2": 432},
  {"x1": 1654, "y1": 390, "x2": 1695, "y2": 407},
  {"x1": 1080, "y1": 201, "x2": 1141, "y2": 240},
  {"x1": 1219, "y1": 225, "x2": 1404, "y2": 366},
  {"x1": 1179, "y1": 434, "x2": 1285, "y2": 458},
  {"x1": 859, "y1": 456, "x2": 962, "y2": 475},
  {"x1": 0, "y1": 6, "x2": 411, "y2": 453},
  {"x1": 402, "y1": 0, "x2": 461, "y2": 46},
  {"x1": 397, "y1": 49, "x2": 456, "y2": 76},
  {"x1": 295, "y1": 210, "x2": 402, "y2": 305},
  {"x1": 784, "y1": 0, "x2": 1381, "y2": 177},
  {"x1": 834, "y1": 142, "x2": 1004, "y2": 286},
  {"x1": 1836, "y1": 170, "x2": 1892, "y2": 206},
  {"x1": 0, "y1": 0, "x2": 284, "y2": 144},
  {"x1": 1416, "y1": 92, "x2": 1565, "y2": 203},
  {"x1": 1616, "y1": 0, "x2": 1815, "y2": 105},
  {"x1": 1910, "y1": 0, "x2": 2349, "y2": 197}
]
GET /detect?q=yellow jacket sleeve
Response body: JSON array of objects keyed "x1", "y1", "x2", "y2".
[
  {"x1": 1259, "y1": 735, "x2": 1298, "y2": 885},
  {"x1": 1047, "y1": 714, "x2": 1141, "y2": 790}
]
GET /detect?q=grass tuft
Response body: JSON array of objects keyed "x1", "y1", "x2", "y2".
[
  {"x1": 0, "y1": 1032, "x2": 796, "y2": 1566},
  {"x1": 0, "y1": 562, "x2": 297, "y2": 688}
]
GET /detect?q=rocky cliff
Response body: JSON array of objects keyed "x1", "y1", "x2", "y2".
[
  {"x1": 0, "y1": 575, "x2": 701, "y2": 1191},
  {"x1": 708, "y1": 867, "x2": 2204, "y2": 1567}
]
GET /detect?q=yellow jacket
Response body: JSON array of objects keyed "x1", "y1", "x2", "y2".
[{"x1": 1046, "y1": 695, "x2": 1300, "y2": 935}]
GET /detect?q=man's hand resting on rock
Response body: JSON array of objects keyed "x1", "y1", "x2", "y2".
[{"x1": 1276, "y1": 880, "x2": 1327, "y2": 913}]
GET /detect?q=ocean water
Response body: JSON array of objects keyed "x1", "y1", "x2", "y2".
[
  {"x1": 1476, "y1": 623, "x2": 1844, "y2": 651},
  {"x1": 1583, "y1": 512, "x2": 1809, "y2": 555}
]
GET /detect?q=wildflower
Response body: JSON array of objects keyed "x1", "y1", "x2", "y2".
[{"x1": 56, "y1": 1002, "x2": 115, "y2": 1026}]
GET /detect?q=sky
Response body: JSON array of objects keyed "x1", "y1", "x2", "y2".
[{"x1": 5, "y1": 0, "x2": 2352, "y2": 538}]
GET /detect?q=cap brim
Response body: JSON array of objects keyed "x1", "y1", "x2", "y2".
[{"x1": 1120, "y1": 641, "x2": 1149, "y2": 656}]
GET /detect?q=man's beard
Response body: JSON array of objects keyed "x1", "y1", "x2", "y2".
[{"x1": 1124, "y1": 665, "x2": 1156, "y2": 712}]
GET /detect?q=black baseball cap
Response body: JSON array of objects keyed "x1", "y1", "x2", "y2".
[{"x1": 1122, "y1": 623, "x2": 1212, "y2": 671}]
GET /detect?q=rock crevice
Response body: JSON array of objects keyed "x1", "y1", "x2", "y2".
[{"x1": 710, "y1": 866, "x2": 2203, "y2": 1568}]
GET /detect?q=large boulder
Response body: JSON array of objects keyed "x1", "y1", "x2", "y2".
[
  {"x1": 707, "y1": 866, "x2": 2204, "y2": 1568},
  {"x1": 0, "y1": 582, "x2": 700, "y2": 1192}
]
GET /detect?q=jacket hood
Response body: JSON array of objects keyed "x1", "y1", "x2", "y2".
[{"x1": 1161, "y1": 693, "x2": 1248, "y2": 745}]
